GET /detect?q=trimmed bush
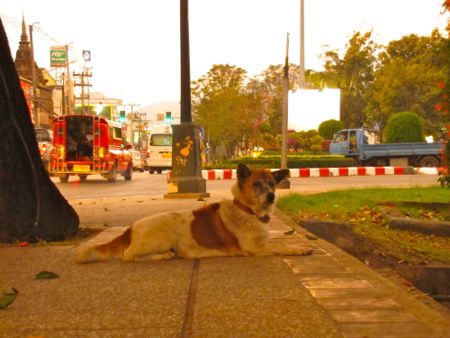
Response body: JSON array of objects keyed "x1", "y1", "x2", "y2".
[
  {"x1": 204, "y1": 154, "x2": 355, "y2": 169},
  {"x1": 383, "y1": 112, "x2": 425, "y2": 143},
  {"x1": 318, "y1": 119, "x2": 345, "y2": 140}
]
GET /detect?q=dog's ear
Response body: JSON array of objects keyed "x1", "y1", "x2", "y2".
[
  {"x1": 271, "y1": 169, "x2": 290, "y2": 184},
  {"x1": 237, "y1": 163, "x2": 251, "y2": 186}
]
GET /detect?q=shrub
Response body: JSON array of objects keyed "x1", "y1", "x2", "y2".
[
  {"x1": 318, "y1": 119, "x2": 345, "y2": 140},
  {"x1": 383, "y1": 112, "x2": 425, "y2": 143}
]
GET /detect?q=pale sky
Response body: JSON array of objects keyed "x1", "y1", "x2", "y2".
[{"x1": 1, "y1": 0, "x2": 448, "y2": 107}]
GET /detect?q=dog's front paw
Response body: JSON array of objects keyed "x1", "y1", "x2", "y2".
[{"x1": 295, "y1": 247, "x2": 313, "y2": 256}]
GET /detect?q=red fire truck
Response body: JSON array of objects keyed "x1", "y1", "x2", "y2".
[{"x1": 49, "y1": 115, "x2": 133, "y2": 183}]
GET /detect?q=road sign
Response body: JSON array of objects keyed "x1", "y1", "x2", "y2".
[
  {"x1": 50, "y1": 46, "x2": 66, "y2": 67},
  {"x1": 82, "y1": 50, "x2": 91, "y2": 62}
]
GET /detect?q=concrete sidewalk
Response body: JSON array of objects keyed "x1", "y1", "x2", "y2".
[{"x1": 1, "y1": 193, "x2": 450, "y2": 338}]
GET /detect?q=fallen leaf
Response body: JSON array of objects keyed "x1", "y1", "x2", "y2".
[
  {"x1": 137, "y1": 200, "x2": 143, "y2": 203},
  {"x1": 0, "y1": 286, "x2": 18, "y2": 309},
  {"x1": 284, "y1": 229, "x2": 295, "y2": 235},
  {"x1": 17, "y1": 241, "x2": 29, "y2": 247},
  {"x1": 305, "y1": 233, "x2": 318, "y2": 240},
  {"x1": 35, "y1": 271, "x2": 59, "y2": 280}
]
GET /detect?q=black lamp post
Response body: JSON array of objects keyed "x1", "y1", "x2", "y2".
[{"x1": 165, "y1": 0, "x2": 209, "y2": 198}]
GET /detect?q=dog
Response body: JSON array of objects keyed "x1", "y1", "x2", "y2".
[{"x1": 76, "y1": 163, "x2": 312, "y2": 263}]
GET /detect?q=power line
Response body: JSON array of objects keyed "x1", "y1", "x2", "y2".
[{"x1": 0, "y1": 13, "x2": 63, "y2": 45}]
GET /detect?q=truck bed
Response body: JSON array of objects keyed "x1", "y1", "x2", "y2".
[{"x1": 360, "y1": 142, "x2": 442, "y2": 160}]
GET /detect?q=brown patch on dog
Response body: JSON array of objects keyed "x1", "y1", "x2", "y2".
[
  {"x1": 97, "y1": 227, "x2": 132, "y2": 257},
  {"x1": 191, "y1": 203, "x2": 241, "y2": 252}
]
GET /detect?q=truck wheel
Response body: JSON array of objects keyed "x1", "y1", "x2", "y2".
[
  {"x1": 123, "y1": 163, "x2": 133, "y2": 180},
  {"x1": 419, "y1": 156, "x2": 440, "y2": 167},
  {"x1": 149, "y1": 168, "x2": 155, "y2": 174},
  {"x1": 107, "y1": 163, "x2": 118, "y2": 182},
  {"x1": 59, "y1": 174, "x2": 69, "y2": 183},
  {"x1": 78, "y1": 174, "x2": 87, "y2": 182}
]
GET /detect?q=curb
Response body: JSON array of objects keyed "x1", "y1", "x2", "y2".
[{"x1": 167, "y1": 166, "x2": 441, "y2": 181}]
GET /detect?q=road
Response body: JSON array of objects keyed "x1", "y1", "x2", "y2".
[{"x1": 51, "y1": 171, "x2": 441, "y2": 200}]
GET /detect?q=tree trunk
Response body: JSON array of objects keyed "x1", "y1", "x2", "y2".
[{"x1": 0, "y1": 19, "x2": 79, "y2": 243}]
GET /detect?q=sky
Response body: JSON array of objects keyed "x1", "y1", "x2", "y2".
[{"x1": 1, "y1": 0, "x2": 448, "y2": 109}]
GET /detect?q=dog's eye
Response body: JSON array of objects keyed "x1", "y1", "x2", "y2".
[{"x1": 252, "y1": 181, "x2": 263, "y2": 190}]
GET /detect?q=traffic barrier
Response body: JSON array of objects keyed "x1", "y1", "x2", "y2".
[{"x1": 167, "y1": 166, "x2": 438, "y2": 181}]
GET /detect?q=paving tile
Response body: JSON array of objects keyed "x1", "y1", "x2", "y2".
[
  {"x1": 329, "y1": 309, "x2": 415, "y2": 322},
  {"x1": 339, "y1": 321, "x2": 439, "y2": 338},
  {"x1": 308, "y1": 287, "x2": 384, "y2": 299},
  {"x1": 316, "y1": 297, "x2": 401, "y2": 310},
  {"x1": 302, "y1": 277, "x2": 373, "y2": 289},
  {"x1": 284, "y1": 256, "x2": 351, "y2": 274}
]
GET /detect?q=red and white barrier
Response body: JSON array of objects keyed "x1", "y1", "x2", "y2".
[{"x1": 167, "y1": 166, "x2": 441, "y2": 181}]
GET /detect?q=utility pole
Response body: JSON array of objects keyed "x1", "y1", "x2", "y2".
[
  {"x1": 280, "y1": 33, "x2": 291, "y2": 189},
  {"x1": 29, "y1": 23, "x2": 39, "y2": 126},
  {"x1": 73, "y1": 71, "x2": 92, "y2": 114},
  {"x1": 165, "y1": 0, "x2": 208, "y2": 198},
  {"x1": 299, "y1": 0, "x2": 305, "y2": 88},
  {"x1": 65, "y1": 44, "x2": 73, "y2": 114}
]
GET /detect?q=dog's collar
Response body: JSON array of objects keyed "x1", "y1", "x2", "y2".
[{"x1": 233, "y1": 199, "x2": 271, "y2": 223}]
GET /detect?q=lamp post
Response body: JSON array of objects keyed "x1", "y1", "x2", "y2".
[
  {"x1": 29, "y1": 22, "x2": 39, "y2": 126},
  {"x1": 279, "y1": 33, "x2": 291, "y2": 189},
  {"x1": 165, "y1": 0, "x2": 208, "y2": 198}
]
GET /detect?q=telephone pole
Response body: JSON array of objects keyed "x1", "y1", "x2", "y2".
[
  {"x1": 73, "y1": 71, "x2": 92, "y2": 114},
  {"x1": 29, "y1": 23, "x2": 39, "y2": 126}
]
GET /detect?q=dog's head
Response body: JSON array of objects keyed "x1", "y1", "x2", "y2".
[{"x1": 232, "y1": 163, "x2": 289, "y2": 219}]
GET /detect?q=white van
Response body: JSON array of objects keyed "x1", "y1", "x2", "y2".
[{"x1": 147, "y1": 125, "x2": 172, "y2": 174}]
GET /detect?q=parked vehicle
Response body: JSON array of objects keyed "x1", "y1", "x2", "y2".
[
  {"x1": 130, "y1": 149, "x2": 146, "y2": 172},
  {"x1": 329, "y1": 128, "x2": 443, "y2": 167},
  {"x1": 49, "y1": 115, "x2": 133, "y2": 182},
  {"x1": 34, "y1": 128, "x2": 53, "y2": 169},
  {"x1": 146, "y1": 124, "x2": 172, "y2": 174}
]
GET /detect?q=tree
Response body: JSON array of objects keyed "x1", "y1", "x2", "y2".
[
  {"x1": 192, "y1": 64, "x2": 257, "y2": 158},
  {"x1": 366, "y1": 31, "x2": 449, "y2": 136},
  {"x1": 318, "y1": 119, "x2": 345, "y2": 140},
  {"x1": 383, "y1": 112, "x2": 425, "y2": 143},
  {"x1": 0, "y1": 19, "x2": 79, "y2": 242},
  {"x1": 323, "y1": 31, "x2": 378, "y2": 128}
]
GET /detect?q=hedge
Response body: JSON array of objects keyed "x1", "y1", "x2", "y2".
[{"x1": 204, "y1": 154, "x2": 355, "y2": 169}]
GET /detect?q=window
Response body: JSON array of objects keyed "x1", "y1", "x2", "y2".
[
  {"x1": 150, "y1": 134, "x2": 172, "y2": 146},
  {"x1": 333, "y1": 131, "x2": 348, "y2": 143}
]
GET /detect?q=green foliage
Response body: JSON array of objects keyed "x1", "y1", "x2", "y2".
[
  {"x1": 204, "y1": 154, "x2": 354, "y2": 169},
  {"x1": 323, "y1": 31, "x2": 378, "y2": 127},
  {"x1": 365, "y1": 31, "x2": 449, "y2": 135},
  {"x1": 383, "y1": 112, "x2": 425, "y2": 143},
  {"x1": 318, "y1": 119, "x2": 345, "y2": 139}
]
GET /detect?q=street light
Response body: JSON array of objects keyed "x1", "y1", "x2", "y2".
[{"x1": 29, "y1": 22, "x2": 39, "y2": 126}]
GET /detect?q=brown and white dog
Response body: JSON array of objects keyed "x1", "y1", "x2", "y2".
[{"x1": 76, "y1": 163, "x2": 312, "y2": 263}]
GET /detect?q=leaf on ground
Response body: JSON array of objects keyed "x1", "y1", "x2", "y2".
[
  {"x1": 305, "y1": 233, "x2": 318, "y2": 240},
  {"x1": 17, "y1": 241, "x2": 29, "y2": 247},
  {"x1": 0, "y1": 286, "x2": 18, "y2": 309},
  {"x1": 284, "y1": 229, "x2": 296, "y2": 235},
  {"x1": 35, "y1": 271, "x2": 59, "y2": 280},
  {"x1": 136, "y1": 200, "x2": 143, "y2": 203},
  {"x1": 104, "y1": 207, "x2": 111, "y2": 212}
]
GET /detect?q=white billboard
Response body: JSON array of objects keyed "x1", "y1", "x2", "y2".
[{"x1": 288, "y1": 88, "x2": 341, "y2": 131}]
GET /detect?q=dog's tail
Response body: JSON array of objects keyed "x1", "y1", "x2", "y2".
[{"x1": 76, "y1": 227, "x2": 132, "y2": 264}]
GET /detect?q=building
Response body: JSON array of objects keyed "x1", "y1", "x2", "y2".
[{"x1": 14, "y1": 16, "x2": 56, "y2": 129}]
